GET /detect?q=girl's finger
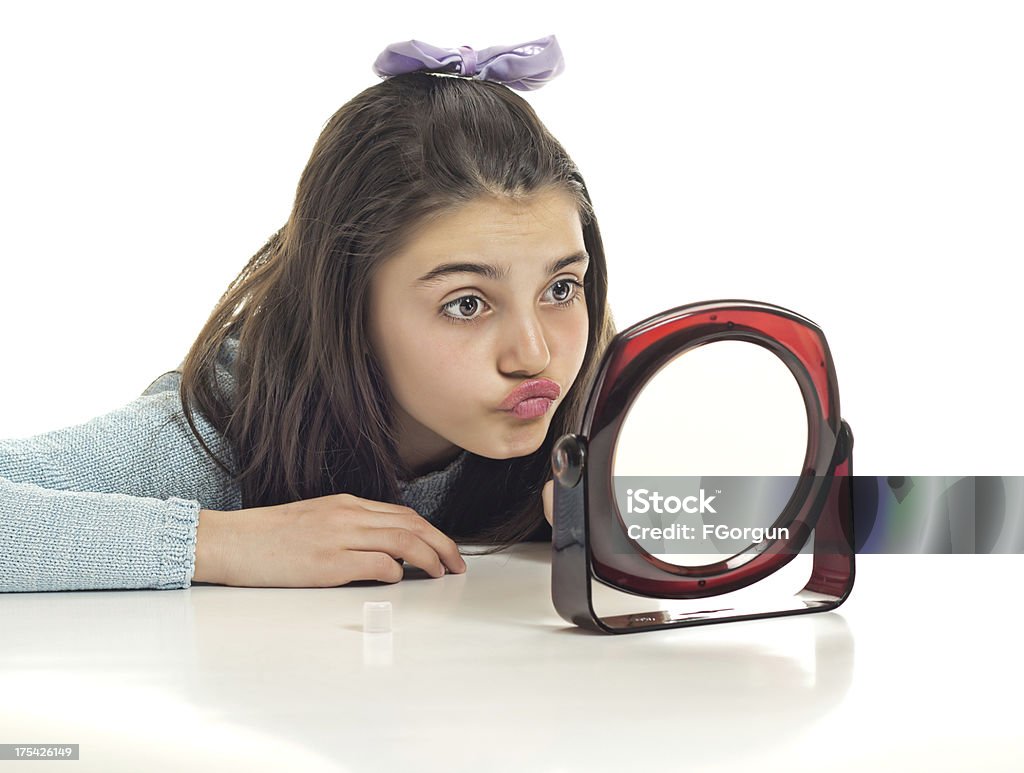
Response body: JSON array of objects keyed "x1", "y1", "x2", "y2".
[
  {"x1": 543, "y1": 479, "x2": 554, "y2": 526},
  {"x1": 334, "y1": 550, "x2": 406, "y2": 585},
  {"x1": 338, "y1": 512, "x2": 466, "y2": 574},
  {"x1": 337, "y1": 527, "x2": 447, "y2": 578}
]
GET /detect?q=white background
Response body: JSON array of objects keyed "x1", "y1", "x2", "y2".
[{"x1": 1, "y1": 1, "x2": 1021, "y2": 474}]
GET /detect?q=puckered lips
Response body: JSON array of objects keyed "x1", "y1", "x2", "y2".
[{"x1": 499, "y1": 378, "x2": 561, "y2": 412}]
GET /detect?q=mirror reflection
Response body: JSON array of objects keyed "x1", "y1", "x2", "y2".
[{"x1": 611, "y1": 340, "x2": 809, "y2": 567}]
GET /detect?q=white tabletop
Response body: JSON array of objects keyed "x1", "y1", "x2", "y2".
[{"x1": 1, "y1": 544, "x2": 1021, "y2": 772}]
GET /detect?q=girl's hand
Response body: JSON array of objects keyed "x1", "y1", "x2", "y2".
[
  {"x1": 194, "y1": 493, "x2": 467, "y2": 588},
  {"x1": 543, "y1": 478, "x2": 554, "y2": 527}
]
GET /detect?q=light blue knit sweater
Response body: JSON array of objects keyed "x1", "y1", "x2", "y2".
[{"x1": 0, "y1": 337, "x2": 469, "y2": 593}]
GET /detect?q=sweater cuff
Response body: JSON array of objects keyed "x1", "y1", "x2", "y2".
[{"x1": 159, "y1": 497, "x2": 201, "y2": 589}]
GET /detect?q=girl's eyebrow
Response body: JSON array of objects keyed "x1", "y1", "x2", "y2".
[{"x1": 415, "y1": 251, "x2": 590, "y2": 287}]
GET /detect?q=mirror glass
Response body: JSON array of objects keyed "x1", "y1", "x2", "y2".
[{"x1": 611, "y1": 340, "x2": 808, "y2": 567}]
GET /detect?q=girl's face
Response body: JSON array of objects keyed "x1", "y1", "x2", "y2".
[{"x1": 368, "y1": 187, "x2": 591, "y2": 478}]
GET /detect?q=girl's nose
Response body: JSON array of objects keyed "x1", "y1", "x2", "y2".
[{"x1": 498, "y1": 310, "x2": 551, "y2": 377}]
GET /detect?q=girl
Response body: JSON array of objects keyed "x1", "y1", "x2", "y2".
[{"x1": 0, "y1": 36, "x2": 616, "y2": 592}]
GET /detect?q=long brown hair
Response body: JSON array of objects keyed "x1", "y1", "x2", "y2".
[{"x1": 177, "y1": 71, "x2": 617, "y2": 552}]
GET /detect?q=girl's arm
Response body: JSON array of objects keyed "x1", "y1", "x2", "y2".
[
  {"x1": 1, "y1": 372, "x2": 466, "y2": 591},
  {"x1": 0, "y1": 476, "x2": 202, "y2": 592},
  {"x1": 0, "y1": 375, "x2": 241, "y2": 593}
]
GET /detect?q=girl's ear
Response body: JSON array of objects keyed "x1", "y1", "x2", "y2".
[{"x1": 542, "y1": 478, "x2": 554, "y2": 526}]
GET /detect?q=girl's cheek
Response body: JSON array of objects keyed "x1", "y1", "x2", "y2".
[
  {"x1": 544, "y1": 331, "x2": 584, "y2": 385},
  {"x1": 566, "y1": 308, "x2": 590, "y2": 371},
  {"x1": 426, "y1": 336, "x2": 473, "y2": 369},
  {"x1": 565, "y1": 304, "x2": 590, "y2": 346}
]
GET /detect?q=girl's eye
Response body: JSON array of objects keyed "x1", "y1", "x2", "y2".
[
  {"x1": 549, "y1": 278, "x2": 580, "y2": 305},
  {"x1": 442, "y1": 296, "x2": 485, "y2": 324},
  {"x1": 440, "y1": 278, "x2": 585, "y2": 325}
]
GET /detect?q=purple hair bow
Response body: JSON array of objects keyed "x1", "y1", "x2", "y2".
[{"x1": 371, "y1": 34, "x2": 565, "y2": 91}]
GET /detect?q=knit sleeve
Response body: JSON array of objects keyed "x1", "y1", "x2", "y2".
[{"x1": 0, "y1": 374, "x2": 243, "y2": 593}]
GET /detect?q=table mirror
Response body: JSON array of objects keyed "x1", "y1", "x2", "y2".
[{"x1": 550, "y1": 300, "x2": 856, "y2": 634}]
